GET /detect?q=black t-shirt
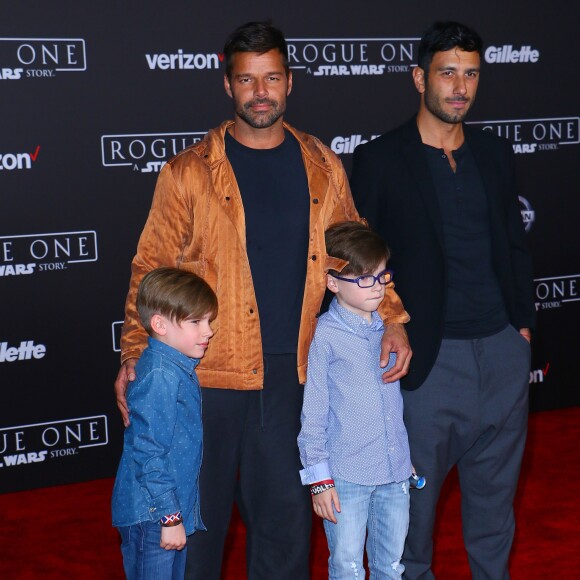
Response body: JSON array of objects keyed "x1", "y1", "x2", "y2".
[
  {"x1": 225, "y1": 130, "x2": 310, "y2": 353},
  {"x1": 424, "y1": 141, "x2": 508, "y2": 338}
]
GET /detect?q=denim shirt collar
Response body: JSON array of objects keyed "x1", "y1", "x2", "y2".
[
  {"x1": 328, "y1": 297, "x2": 384, "y2": 336},
  {"x1": 147, "y1": 336, "x2": 200, "y2": 374}
]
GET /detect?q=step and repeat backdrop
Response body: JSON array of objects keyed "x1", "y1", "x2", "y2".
[{"x1": 1, "y1": 2, "x2": 578, "y2": 492}]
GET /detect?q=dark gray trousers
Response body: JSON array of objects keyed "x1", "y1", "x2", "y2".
[
  {"x1": 402, "y1": 325, "x2": 531, "y2": 580},
  {"x1": 185, "y1": 354, "x2": 311, "y2": 580}
]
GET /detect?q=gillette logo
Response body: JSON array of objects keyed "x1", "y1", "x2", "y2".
[
  {"x1": 484, "y1": 45, "x2": 540, "y2": 64},
  {"x1": 331, "y1": 134, "x2": 380, "y2": 155}
]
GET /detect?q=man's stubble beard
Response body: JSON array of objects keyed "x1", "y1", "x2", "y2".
[{"x1": 235, "y1": 98, "x2": 286, "y2": 129}]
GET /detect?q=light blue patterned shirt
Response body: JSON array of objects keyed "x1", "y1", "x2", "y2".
[{"x1": 298, "y1": 298, "x2": 412, "y2": 486}]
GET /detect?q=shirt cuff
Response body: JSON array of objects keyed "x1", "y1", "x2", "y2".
[
  {"x1": 145, "y1": 488, "x2": 181, "y2": 517},
  {"x1": 299, "y1": 461, "x2": 331, "y2": 485}
]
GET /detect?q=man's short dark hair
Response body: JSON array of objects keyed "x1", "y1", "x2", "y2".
[
  {"x1": 325, "y1": 221, "x2": 390, "y2": 277},
  {"x1": 418, "y1": 21, "x2": 482, "y2": 75},
  {"x1": 137, "y1": 267, "x2": 218, "y2": 335},
  {"x1": 223, "y1": 21, "x2": 289, "y2": 79}
]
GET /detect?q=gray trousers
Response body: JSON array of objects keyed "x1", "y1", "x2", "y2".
[{"x1": 402, "y1": 325, "x2": 531, "y2": 580}]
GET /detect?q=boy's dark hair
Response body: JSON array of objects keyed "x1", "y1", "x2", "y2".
[
  {"x1": 325, "y1": 221, "x2": 390, "y2": 277},
  {"x1": 418, "y1": 21, "x2": 482, "y2": 76},
  {"x1": 137, "y1": 267, "x2": 218, "y2": 335},
  {"x1": 223, "y1": 21, "x2": 289, "y2": 79}
]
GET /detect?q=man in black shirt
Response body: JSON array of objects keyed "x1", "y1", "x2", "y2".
[
  {"x1": 350, "y1": 21, "x2": 535, "y2": 579},
  {"x1": 115, "y1": 21, "x2": 411, "y2": 580}
]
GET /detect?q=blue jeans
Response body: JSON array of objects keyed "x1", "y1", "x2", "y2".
[
  {"x1": 323, "y1": 478, "x2": 410, "y2": 579},
  {"x1": 119, "y1": 521, "x2": 187, "y2": 579}
]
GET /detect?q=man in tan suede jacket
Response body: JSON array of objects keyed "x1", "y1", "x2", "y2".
[{"x1": 114, "y1": 21, "x2": 410, "y2": 580}]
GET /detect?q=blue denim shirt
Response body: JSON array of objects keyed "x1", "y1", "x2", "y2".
[
  {"x1": 298, "y1": 298, "x2": 412, "y2": 486},
  {"x1": 112, "y1": 337, "x2": 205, "y2": 535}
]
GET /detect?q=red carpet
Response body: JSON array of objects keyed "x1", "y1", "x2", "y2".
[{"x1": 2, "y1": 407, "x2": 580, "y2": 578}]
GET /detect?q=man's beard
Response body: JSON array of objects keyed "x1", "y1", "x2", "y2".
[
  {"x1": 235, "y1": 97, "x2": 285, "y2": 129},
  {"x1": 424, "y1": 86, "x2": 473, "y2": 124}
]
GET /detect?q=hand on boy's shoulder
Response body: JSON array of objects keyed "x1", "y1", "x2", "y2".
[
  {"x1": 114, "y1": 358, "x2": 138, "y2": 427},
  {"x1": 380, "y1": 323, "x2": 412, "y2": 382}
]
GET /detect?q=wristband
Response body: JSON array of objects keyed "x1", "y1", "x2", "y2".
[
  {"x1": 310, "y1": 481, "x2": 335, "y2": 495},
  {"x1": 311, "y1": 479, "x2": 334, "y2": 486},
  {"x1": 160, "y1": 511, "x2": 183, "y2": 527}
]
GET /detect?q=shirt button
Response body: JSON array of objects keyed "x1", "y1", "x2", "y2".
[
  {"x1": 311, "y1": 255, "x2": 317, "y2": 261},
  {"x1": 249, "y1": 308, "x2": 254, "y2": 314},
  {"x1": 252, "y1": 369, "x2": 257, "y2": 374},
  {"x1": 312, "y1": 198, "x2": 319, "y2": 204},
  {"x1": 442, "y1": 154, "x2": 447, "y2": 159},
  {"x1": 149, "y1": 507, "x2": 156, "y2": 512},
  {"x1": 225, "y1": 196, "x2": 231, "y2": 201}
]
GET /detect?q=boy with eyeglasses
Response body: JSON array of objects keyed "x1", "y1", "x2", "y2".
[{"x1": 298, "y1": 221, "x2": 414, "y2": 579}]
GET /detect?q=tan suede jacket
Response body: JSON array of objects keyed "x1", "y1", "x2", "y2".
[{"x1": 121, "y1": 120, "x2": 409, "y2": 389}]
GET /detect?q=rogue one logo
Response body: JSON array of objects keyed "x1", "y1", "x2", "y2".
[
  {"x1": 534, "y1": 274, "x2": 579, "y2": 311},
  {"x1": 0, "y1": 416, "x2": 108, "y2": 468},
  {"x1": 0, "y1": 231, "x2": 98, "y2": 276},
  {"x1": 468, "y1": 117, "x2": 579, "y2": 154},
  {"x1": 0, "y1": 38, "x2": 86, "y2": 80},
  {"x1": 287, "y1": 37, "x2": 419, "y2": 76},
  {"x1": 101, "y1": 132, "x2": 206, "y2": 173}
]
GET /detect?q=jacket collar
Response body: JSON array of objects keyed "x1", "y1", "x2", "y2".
[
  {"x1": 192, "y1": 119, "x2": 334, "y2": 252},
  {"x1": 399, "y1": 117, "x2": 445, "y2": 251},
  {"x1": 195, "y1": 120, "x2": 330, "y2": 170},
  {"x1": 147, "y1": 337, "x2": 199, "y2": 375}
]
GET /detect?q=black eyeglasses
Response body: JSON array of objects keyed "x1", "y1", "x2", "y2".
[{"x1": 330, "y1": 269, "x2": 393, "y2": 288}]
